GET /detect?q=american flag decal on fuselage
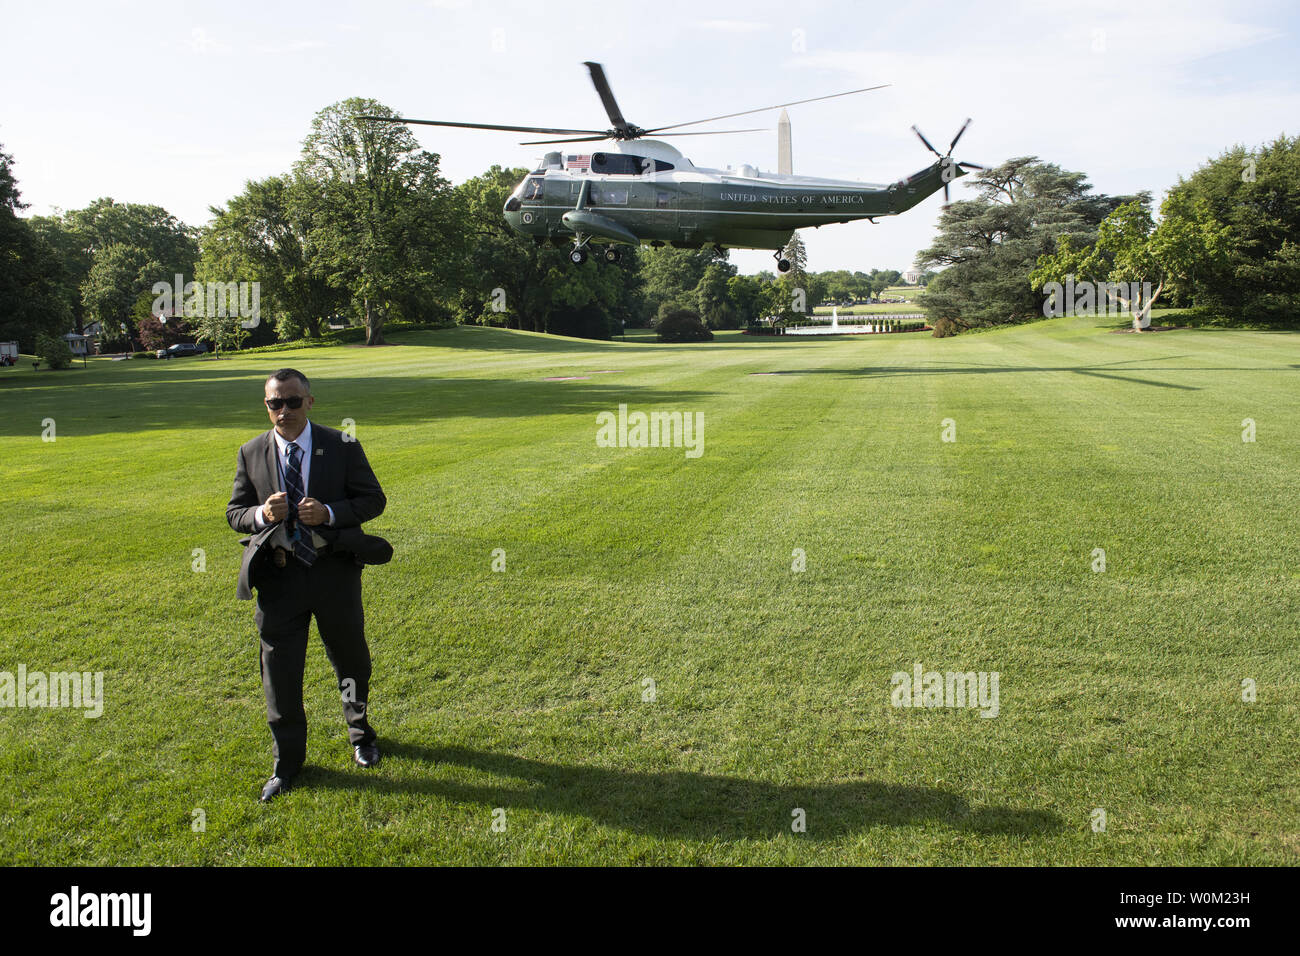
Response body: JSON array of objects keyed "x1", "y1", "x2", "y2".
[{"x1": 565, "y1": 155, "x2": 591, "y2": 171}]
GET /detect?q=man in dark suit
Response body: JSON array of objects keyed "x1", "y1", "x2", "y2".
[{"x1": 227, "y1": 368, "x2": 387, "y2": 802}]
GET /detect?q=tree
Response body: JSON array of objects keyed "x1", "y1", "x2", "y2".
[
  {"x1": 27, "y1": 214, "x2": 90, "y2": 330},
  {"x1": 0, "y1": 143, "x2": 73, "y2": 350},
  {"x1": 192, "y1": 310, "x2": 249, "y2": 355},
  {"x1": 35, "y1": 331, "x2": 73, "y2": 370},
  {"x1": 640, "y1": 246, "x2": 725, "y2": 320},
  {"x1": 201, "y1": 175, "x2": 346, "y2": 341},
  {"x1": 296, "y1": 99, "x2": 464, "y2": 345},
  {"x1": 726, "y1": 274, "x2": 767, "y2": 324},
  {"x1": 656, "y1": 308, "x2": 713, "y2": 342},
  {"x1": 781, "y1": 232, "x2": 808, "y2": 279},
  {"x1": 694, "y1": 261, "x2": 739, "y2": 328},
  {"x1": 1030, "y1": 198, "x2": 1229, "y2": 330},
  {"x1": 763, "y1": 274, "x2": 805, "y2": 324},
  {"x1": 1160, "y1": 135, "x2": 1300, "y2": 322},
  {"x1": 135, "y1": 306, "x2": 191, "y2": 350},
  {"x1": 28, "y1": 198, "x2": 199, "y2": 349},
  {"x1": 917, "y1": 157, "x2": 1141, "y2": 335},
  {"x1": 81, "y1": 242, "x2": 161, "y2": 339}
]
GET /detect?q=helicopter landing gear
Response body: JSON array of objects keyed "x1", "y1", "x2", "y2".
[
  {"x1": 569, "y1": 233, "x2": 592, "y2": 265},
  {"x1": 774, "y1": 249, "x2": 791, "y2": 273},
  {"x1": 603, "y1": 247, "x2": 622, "y2": 263}
]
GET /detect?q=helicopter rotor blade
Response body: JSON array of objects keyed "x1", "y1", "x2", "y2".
[
  {"x1": 912, "y1": 125, "x2": 942, "y2": 157},
  {"x1": 584, "y1": 61, "x2": 634, "y2": 136},
  {"x1": 956, "y1": 160, "x2": 987, "y2": 170},
  {"x1": 948, "y1": 117, "x2": 972, "y2": 153},
  {"x1": 645, "y1": 84, "x2": 889, "y2": 134},
  {"x1": 518, "y1": 134, "x2": 615, "y2": 145},
  {"x1": 645, "y1": 128, "x2": 768, "y2": 137},
  {"x1": 358, "y1": 116, "x2": 604, "y2": 137},
  {"x1": 518, "y1": 127, "x2": 768, "y2": 146}
]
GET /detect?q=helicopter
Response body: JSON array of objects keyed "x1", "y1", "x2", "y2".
[{"x1": 361, "y1": 62, "x2": 984, "y2": 269}]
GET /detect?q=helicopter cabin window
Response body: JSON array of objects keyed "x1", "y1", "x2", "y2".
[
  {"x1": 589, "y1": 184, "x2": 629, "y2": 206},
  {"x1": 656, "y1": 190, "x2": 671, "y2": 209},
  {"x1": 521, "y1": 177, "x2": 545, "y2": 202},
  {"x1": 590, "y1": 152, "x2": 675, "y2": 175}
]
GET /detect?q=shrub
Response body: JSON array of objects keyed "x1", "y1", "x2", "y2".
[
  {"x1": 931, "y1": 317, "x2": 961, "y2": 338},
  {"x1": 137, "y1": 315, "x2": 192, "y2": 351},
  {"x1": 656, "y1": 308, "x2": 714, "y2": 343},
  {"x1": 35, "y1": 333, "x2": 73, "y2": 370}
]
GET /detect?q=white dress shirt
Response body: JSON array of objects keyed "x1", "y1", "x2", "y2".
[{"x1": 254, "y1": 422, "x2": 335, "y2": 528}]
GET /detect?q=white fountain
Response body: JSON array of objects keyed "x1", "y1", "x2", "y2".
[{"x1": 831, "y1": 306, "x2": 839, "y2": 332}]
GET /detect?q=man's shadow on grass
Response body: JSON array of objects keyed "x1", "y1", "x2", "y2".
[{"x1": 304, "y1": 742, "x2": 1063, "y2": 840}]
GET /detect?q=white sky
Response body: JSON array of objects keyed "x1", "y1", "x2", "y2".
[{"x1": 2, "y1": 0, "x2": 1295, "y2": 275}]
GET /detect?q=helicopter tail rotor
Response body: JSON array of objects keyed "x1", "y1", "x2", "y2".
[{"x1": 912, "y1": 118, "x2": 986, "y2": 203}]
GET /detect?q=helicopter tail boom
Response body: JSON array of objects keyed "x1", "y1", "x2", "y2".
[{"x1": 889, "y1": 160, "x2": 970, "y2": 214}]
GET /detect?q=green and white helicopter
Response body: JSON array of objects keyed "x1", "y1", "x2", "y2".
[{"x1": 364, "y1": 62, "x2": 983, "y2": 269}]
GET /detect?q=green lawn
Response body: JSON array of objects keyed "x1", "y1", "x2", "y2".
[{"x1": 2, "y1": 317, "x2": 1296, "y2": 865}]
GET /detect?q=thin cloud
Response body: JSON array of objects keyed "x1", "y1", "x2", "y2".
[
  {"x1": 696, "y1": 19, "x2": 771, "y2": 33},
  {"x1": 252, "y1": 40, "x2": 329, "y2": 54}
]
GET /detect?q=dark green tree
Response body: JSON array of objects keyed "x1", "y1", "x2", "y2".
[
  {"x1": 640, "y1": 246, "x2": 726, "y2": 320},
  {"x1": 297, "y1": 99, "x2": 464, "y2": 345},
  {"x1": 916, "y1": 157, "x2": 1142, "y2": 334},
  {"x1": 35, "y1": 331, "x2": 74, "y2": 370},
  {"x1": 201, "y1": 175, "x2": 347, "y2": 341},
  {"x1": 694, "y1": 260, "x2": 739, "y2": 328},
  {"x1": 1161, "y1": 135, "x2": 1300, "y2": 322},
  {"x1": 0, "y1": 144, "x2": 73, "y2": 350},
  {"x1": 726, "y1": 274, "x2": 767, "y2": 324}
]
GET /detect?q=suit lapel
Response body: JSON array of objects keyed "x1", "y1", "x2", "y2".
[
  {"x1": 263, "y1": 430, "x2": 282, "y2": 494},
  {"x1": 306, "y1": 422, "x2": 322, "y2": 499}
]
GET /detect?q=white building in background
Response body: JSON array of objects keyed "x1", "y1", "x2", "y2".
[
  {"x1": 63, "y1": 332, "x2": 91, "y2": 356},
  {"x1": 903, "y1": 269, "x2": 922, "y2": 285}
]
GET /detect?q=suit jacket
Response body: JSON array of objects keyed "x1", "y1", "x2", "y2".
[{"x1": 228, "y1": 422, "x2": 388, "y2": 598}]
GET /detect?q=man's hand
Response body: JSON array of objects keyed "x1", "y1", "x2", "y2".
[
  {"x1": 298, "y1": 497, "x2": 329, "y2": 526},
  {"x1": 262, "y1": 492, "x2": 288, "y2": 523}
]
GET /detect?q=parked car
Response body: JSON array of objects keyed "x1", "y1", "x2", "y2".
[{"x1": 166, "y1": 342, "x2": 208, "y2": 358}]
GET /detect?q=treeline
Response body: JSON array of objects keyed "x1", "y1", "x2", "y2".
[
  {"x1": 0, "y1": 99, "x2": 926, "y2": 357},
  {"x1": 917, "y1": 136, "x2": 1300, "y2": 334}
]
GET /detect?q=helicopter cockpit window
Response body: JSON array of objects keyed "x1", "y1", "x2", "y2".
[{"x1": 521, "y1": 177, "x2": 545, "y2": 202}]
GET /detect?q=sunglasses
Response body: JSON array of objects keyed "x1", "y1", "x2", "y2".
[{"x1": 265, "y1": 396, "x2": 306, "y2": 411}]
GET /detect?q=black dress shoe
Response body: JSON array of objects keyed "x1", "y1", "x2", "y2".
[
  {"x1": 354, "y1": 743, "x2": 381, "y2": 768},
  {"x1": 260, "y1": 775, "x2": 293, "y2": 802}
]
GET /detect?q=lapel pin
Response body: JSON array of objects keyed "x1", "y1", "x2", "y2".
[{"x1": 315, "y1": 448, "x2": 324, "y2": 456}]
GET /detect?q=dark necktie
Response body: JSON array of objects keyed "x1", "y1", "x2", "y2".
[{"x1": 284, "y1": 441, "x2": 317, "y2": 566}]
